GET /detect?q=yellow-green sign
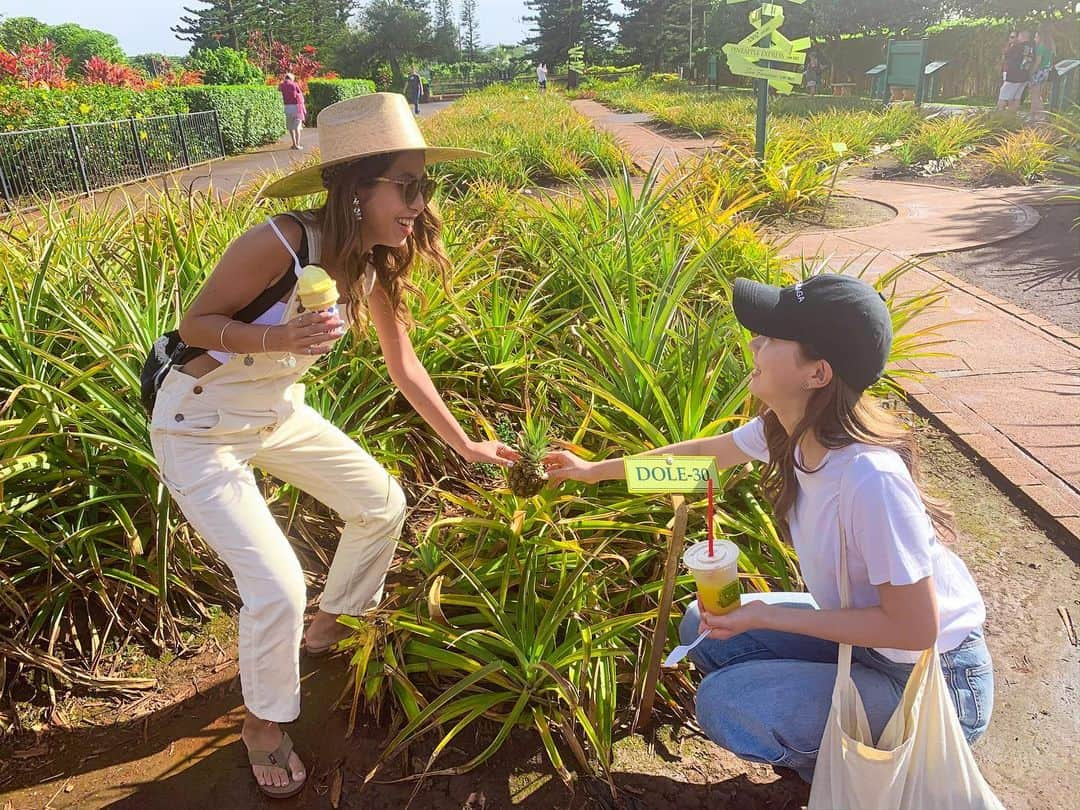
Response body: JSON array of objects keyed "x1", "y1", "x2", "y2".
[
  {"x1": 730, "y1": 62, "x2": 805, "y2": 84},
  {"x1": 723, "y1": 0, "x2": 809, "y2": 94},
  {"x1": 624, "y1": 455, "x2": 719, "y2": 494},
  {"x1": 724, "y1": 44, "x2": 806, "y2": 64}
]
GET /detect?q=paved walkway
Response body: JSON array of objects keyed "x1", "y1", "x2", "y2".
[{"x1": 574, "y1": 99, "x2": 1080, "y2": 543}]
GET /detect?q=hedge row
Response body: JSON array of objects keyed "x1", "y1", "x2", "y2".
[
  {"x1": 178, "y1": 85, "x2": 284, "y2": 153},
  {"x1": 821, "y1": 18, "x2": 1078, "y2": 100},
  {"x1": 1, "y1": 85, "x2": 186, "y2": 131},
  {"x1": 304, "y1": 78, "x2": 376, "y2": 125},
  {"x1": 1, "y1": 79, "x2": 375, "y2": 153}
]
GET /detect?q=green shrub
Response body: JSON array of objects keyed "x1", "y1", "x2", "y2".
[
  {"x1": 0, "y1": 84, "x2": 187, "y2": 131},
  {"x1": 178, "y1": 85, "x2": 284, "y2": 153},
  {"x1": 0, "y1": 16, "x2": 49, "y2": 52},
  {"x1": 46, "y1": 22, "x2": 127, "y2": 75},
  {"x1": 893, "y1": 113, "x2": 991, "y2": 166},
  {"x1": 304, "y1": 78, "x2": 376, "y2": 125},
  {"x1": 977, "y1": 128, "x2": 1059, "y2": 184},
  {"x1": 374, "y1": 63, "x2": 394, "y2": 91},
  {"x1": 187, "y1": 47, "x2": 263, "y2": 86},
  {"x1": 585, "y1": 64, "x2": 641, "y2": 77}
]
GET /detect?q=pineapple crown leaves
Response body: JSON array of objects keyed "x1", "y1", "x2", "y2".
[{"x1": 517, "y1": 386, "x2": 552, "y2": 458}]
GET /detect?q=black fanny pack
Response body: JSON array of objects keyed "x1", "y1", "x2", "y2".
[{"x1": 139, "y1": 222, "x2": 308, "y2": 415}]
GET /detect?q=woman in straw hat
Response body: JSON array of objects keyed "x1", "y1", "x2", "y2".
[{"x1": 149, "y1": 93, "x2": 518, "y2": 798}]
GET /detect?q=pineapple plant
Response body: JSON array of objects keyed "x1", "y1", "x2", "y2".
[{"x1": 506, "y1": 394, "x2": 551, "y2": 498}]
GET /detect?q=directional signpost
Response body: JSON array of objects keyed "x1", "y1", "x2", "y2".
[{"x1": 722, "y1": 0, "x2": 809, "y2": 159}]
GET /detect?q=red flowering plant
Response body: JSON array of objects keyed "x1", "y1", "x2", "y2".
[
  {"x1": 0, "y1": 49, "x2": 17, "y2": 80},
  {"x1": 150, "y1": 56, "x2": 202, "y2": 87},
  {"x1": 247, "y1": 31, "x2": 322, "y2": 90},
  {"x1": 83, "y1": 56, "x2": 148, "y2": 89},
  {"x1": 11, "y1": 40, "x2": 70, "y2": 89},
  {"x1": 289, "y1": 45, "x2": 322, "y2": 88},
  {"x1": 246, "y1": 30, "x2": 269, "y2": 73}
]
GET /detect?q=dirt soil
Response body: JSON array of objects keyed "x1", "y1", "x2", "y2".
[
  {"x1": 930, "y1": 204, "x2": 1080, "y2": 334},
  {"x1": 849, "y1": 150, "x2": 1077, "y2": 190},
  {"x1": 761, "y1": 195, "x2": 896, "y2": 240},
  {"x1": 1, "y1": 421, "x2": 1077, "y2": 810}
]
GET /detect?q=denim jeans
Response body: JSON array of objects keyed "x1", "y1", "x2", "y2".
[{"x1": 679, "y1": 601, "x2": 994, "y2": 782}]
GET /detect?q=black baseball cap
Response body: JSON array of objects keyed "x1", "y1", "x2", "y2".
[{"x1": 732, "y1": 274, "x2": 893, "y2": 392}]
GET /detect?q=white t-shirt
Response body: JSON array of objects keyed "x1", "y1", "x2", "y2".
[{"x1": 731, "y1": 417, "x2": 985, "y2": 663}]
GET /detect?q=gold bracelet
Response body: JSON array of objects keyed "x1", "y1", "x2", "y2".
[
  {"x1": 219, "y1": 320, "x2": 236, "y2": 352},
  {"x1": 261, "y1": 325, "x2": 273, "y2": 353}
]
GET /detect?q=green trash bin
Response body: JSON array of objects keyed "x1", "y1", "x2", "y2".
[
  {"x1": 866, "y1": 64, "x2": 886, "y2": 101},
  {"x1": 1050, "y1": 59, "x2": 1080, "y2": 111},
  {"x1": 923, "y1": 61, "x2": 949, "y2": 103}
]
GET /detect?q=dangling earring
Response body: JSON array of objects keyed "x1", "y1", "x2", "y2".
[{"x1": 352, "y1": 196, "x2": 364, "y2": 220}]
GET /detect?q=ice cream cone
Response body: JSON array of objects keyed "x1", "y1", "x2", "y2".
[{"x1": 298, "y1": 265, "x2": 338, "y2": 311}]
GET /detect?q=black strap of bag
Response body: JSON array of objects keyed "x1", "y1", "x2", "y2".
[{"x1": 140, "y1": 215, "x2": 309, "y2": 413}]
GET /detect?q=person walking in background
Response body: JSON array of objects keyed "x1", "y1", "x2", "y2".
[
  {"x1": 997, "y1": 30, "x2": 1031, "y2": 112},
  {"x1": 278, "y1": 72, "x2": 305, "y2": 150},
  {"x1": 1000, "y1": 30, "x2": 1017, "y2": 84},
  {"x1": 536, "y1": 62, "x2": 548, "y2": 93},
  {"x1": 804, "y1": 52, "x2": 823, "y2": 96},
  {"x1": 404, "y1": 66, "x2": 424, "y2": 114},
  {"x1": 1029, "y1": 26, "x2": 1055, "y2": 121}
]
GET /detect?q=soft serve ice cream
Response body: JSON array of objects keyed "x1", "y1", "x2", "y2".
[{"x1": 297, "y1": 265, "x2": 339, "y2": 313}]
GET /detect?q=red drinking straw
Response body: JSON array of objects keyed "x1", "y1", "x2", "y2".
[{"x1": 707, "y1": 477, "x2": 715, "y2": 557}]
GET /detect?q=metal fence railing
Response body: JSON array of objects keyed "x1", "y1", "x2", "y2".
[
  {"x1": 0, "y1": 110, "x2": 225, "y2": 208},
  {"x1": 426, "y1": 78, "x2": 501, "y2": 97}
]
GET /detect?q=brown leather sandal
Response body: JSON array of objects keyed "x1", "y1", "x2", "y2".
[
  {"x1": 247, "y1": 730, "x2": 305, "y2": 799},
  {"x1": 302, "y1": 635, "x2": 338, "y2": 657}
]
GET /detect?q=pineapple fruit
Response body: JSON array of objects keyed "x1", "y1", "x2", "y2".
[{"x1": 506, "y1": 403, "x2": 550, "y2": 499}]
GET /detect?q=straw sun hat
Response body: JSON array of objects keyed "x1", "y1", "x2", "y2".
[{"x1": 261, "y1": 92, "x2": 489, "y2": 199}]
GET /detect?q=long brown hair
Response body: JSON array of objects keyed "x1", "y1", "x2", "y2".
[
  {"x1": 316, "y1": 153, "x2": 451, "y2": 329},
  {"x1": 760, "y1": 343, "x2": 955, "y2": 543}
]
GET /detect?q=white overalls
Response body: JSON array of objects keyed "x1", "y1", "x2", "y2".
[{"x1": 150, "y1": 214, "x2": 406, "y2": 722}]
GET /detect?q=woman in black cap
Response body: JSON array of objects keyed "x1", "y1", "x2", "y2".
[{"x1": 544, "y1": 273, "x2": 992, "y2": 783}]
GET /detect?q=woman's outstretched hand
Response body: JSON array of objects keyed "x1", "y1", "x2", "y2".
[
  {"x1": 543, "y1": 449, "x2": 597, "y2": 484},
  {"x1": 462, "y1": 439, "x2": 519, "y2": 467}
]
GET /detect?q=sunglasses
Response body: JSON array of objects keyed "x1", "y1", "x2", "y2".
[{"x1": 371, "y1": 174, "x2": 433, "y2": 206}]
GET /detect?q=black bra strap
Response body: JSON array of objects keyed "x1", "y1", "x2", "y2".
[
  {"x1": 174, "y1": 214, "x2": 309, "y2": 363},
  {"x1": 234, "y1": 265, "x2": 298, "y2": 321}
]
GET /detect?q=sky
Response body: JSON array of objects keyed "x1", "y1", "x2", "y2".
[{"x1": 0, "y1": 1, "x2": 624, "y2": 56}]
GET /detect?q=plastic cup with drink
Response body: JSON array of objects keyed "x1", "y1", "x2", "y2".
[
  {"x1": 684, "y1": 537, "x2": 741, "y2": 614},
  {"x1": 684, "y1": 477, "x2": 741, "y2": 615}
]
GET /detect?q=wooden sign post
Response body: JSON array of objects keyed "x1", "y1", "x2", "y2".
[
  {"x1": 628, "y1": 455, "x2": 719, "y2": 730},
  {"x1": 723, "y1": 0, "x2": 809, "y2": 160}
]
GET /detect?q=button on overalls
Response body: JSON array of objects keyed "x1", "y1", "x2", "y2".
[{"x1": 150, "y1": 213, "x2": 405, "y2": 723}]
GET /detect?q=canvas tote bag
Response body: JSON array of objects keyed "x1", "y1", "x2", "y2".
[{"x1": 807, "y1": 527, "x2": 1004, "y2": 810}]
